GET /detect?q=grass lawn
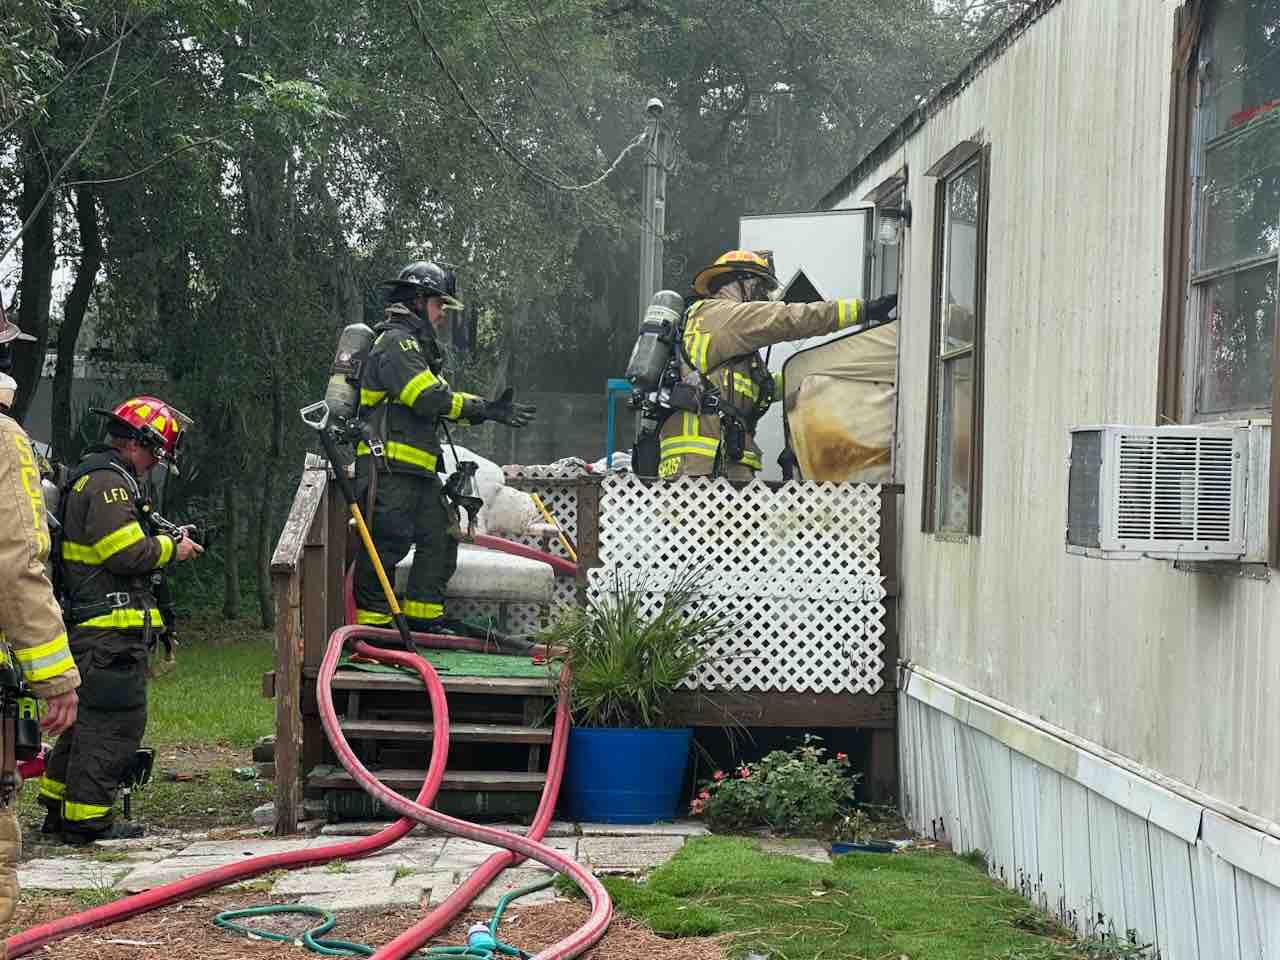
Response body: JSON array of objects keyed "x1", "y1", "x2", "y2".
[
  {"x1": 18, "y1": 622, "x2": 277, "y2": 837},
  {"x1": 564, "y1": 836, "x2": 1132, "y2": 960}
]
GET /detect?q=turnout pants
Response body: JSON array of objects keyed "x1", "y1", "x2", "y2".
[
  {"x1": 38, "y1": 631, "x2": 148, "y2": 837},
  {"x1": 1, "y1": 796, "x2": 17, "y2": 955},
  {"x1": 354, "y1": 469, "x2": 458, "y2": 632}
]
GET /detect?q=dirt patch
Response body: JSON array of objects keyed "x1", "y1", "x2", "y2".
[
  {"x1": 13, "y1": 892, "x2": 728, "y2": 960},
  {"x1": 153, "y1": 742, "x2": 251, "y2": 777}
]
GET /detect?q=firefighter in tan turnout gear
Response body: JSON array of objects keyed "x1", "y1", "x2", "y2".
[
  {"x1": 37, "y1": 395, "x2": 202, "y2": 844},
  {"x1": 0, "y1": 305, "x2": 80, "y2": 948},
  {"x1": 658, "y1": 249, "x2": 897, "y2": 480}
]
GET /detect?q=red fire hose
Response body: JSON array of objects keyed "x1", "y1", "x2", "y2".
[
  {"x1": 8, "y1": 626, "x2": 610, "y2": 959},
  {"x1": 319, "y1": 627, "x2": 611, "y2": 960}
]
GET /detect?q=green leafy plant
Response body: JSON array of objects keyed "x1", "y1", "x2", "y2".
[
  {"x1": 536, "y1": 566, "x2": 736, "y2": 728},
  {"x1": 692, "y1": 735, "x2": 861, "y2": 836}
]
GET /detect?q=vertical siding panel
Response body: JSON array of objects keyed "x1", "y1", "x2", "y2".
[
  {"x1": 1060, "y1": 777, "x2": 1096, "y2": 937},
  {"x1": 1117, "y1": 810, "x2": 1159, "y2": 948},
  {"x1": 1035, "y1": 766, "x2": 1066, "y2": 919},
  {"x1": 1235, "y1": 868, "x2": 1280, "y2": 959},
  {"x1": 1149, "y1": 826, "x2": 1201, "y2": 960},
  {"x1": 1011, "y1": 752, "x2": 1042, "y2": 903},
  {"x1": 1088, "y1": 790, "x2": 1127, "y2": 937},
  {"x1": 1192, "y1": 843, "x2": 1243, "y2": 960}
]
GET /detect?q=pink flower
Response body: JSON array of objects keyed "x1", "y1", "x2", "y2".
[
  {"x1": 699, "y1": 790, "x2": 711, "y2": 801},
  {"x1": 690, "y1": 799, "x2": 704, "y2": 814},
  {"x1": 713, "y1": 770, "x2": 725, "y2": 781},
  {"x1": 836, "y1": 752, "x2": 848, "y2": 761},
  {"x1": 737, "y1": 766, "x2": 751, "y2": 779}
]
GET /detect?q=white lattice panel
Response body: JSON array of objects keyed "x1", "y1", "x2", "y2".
[
  {"x1": 589, "y1": 474, "x2": 887, "y2": 695},
  {"x1": 505, "y1": 476, "x2": 585, "y2": 617},
  {"x1": 448, "y1": 599, "x2": 548, "y2": 638}
]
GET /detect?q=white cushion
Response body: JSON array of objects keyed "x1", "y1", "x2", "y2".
[{"x1": 395, "y1": 543, "x2": 554, "y2": 604}]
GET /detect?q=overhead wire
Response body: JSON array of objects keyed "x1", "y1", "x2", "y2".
[{"x1": 406, "y1": 0, "x2": 649, "y2": 194}]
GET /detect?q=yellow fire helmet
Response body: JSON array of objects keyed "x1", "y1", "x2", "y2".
[{"x1": 691, "y1": 249, "x2": 780, "y2": 297}]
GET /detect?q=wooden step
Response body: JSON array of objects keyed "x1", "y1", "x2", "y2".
[
  {"x1": 314, "y1": 669, "x2": 557, "y2": 697},
  {"x1": 307, "y1": 765, "x2": 547, "y2": 793},
  {"x1": 340, "y1": 720, "x2": 552, "y2": 744}
]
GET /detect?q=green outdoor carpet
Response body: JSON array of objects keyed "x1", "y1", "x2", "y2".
[{"x1": 339, "y1": 649, "x2": 558, "y2": 679}]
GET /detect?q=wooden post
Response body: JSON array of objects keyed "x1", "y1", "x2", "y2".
[
  {"x1": 575, "y1": 477, "x2": 602, "y2": 603},
  {"x1": 324, "y1": 470, "x2": 348, "y2": 641},
  {"x1": 272, "y1": 571, "x2": 302, "y2": 835}
]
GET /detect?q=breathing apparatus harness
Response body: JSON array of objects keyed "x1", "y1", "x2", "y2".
[
  {"x1": 322, "y1": 312, "x2": 483, "y2": 533},
  {"x1": 628, "y1": 289, "x2": 775, "y2": 478}
]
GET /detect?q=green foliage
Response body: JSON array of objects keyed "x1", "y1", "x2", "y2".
[
  {"x1": 691, "y1": 735, "x2": 859, "y2": 835},
  {"x1": 536, "y1": 566, "x2": 735, "y2": 728}
]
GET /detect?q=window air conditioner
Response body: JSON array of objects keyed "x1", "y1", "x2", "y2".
[{"x1": 1065, "y1": 424, "x2": 1260, "y2": 561}]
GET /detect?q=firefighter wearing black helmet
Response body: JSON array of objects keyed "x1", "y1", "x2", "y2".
[
  {"x1": 658, "y1": 250, "x2": 897, "y2": 480},
  {"x1": 353, "y1": 261, "x2": 535, "y2": 635}
]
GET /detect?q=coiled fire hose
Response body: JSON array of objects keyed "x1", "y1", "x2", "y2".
[{"x1": 8, "y1": 627, "x2": 610, "y2": 959}]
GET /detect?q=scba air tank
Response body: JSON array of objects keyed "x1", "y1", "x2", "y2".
[
  {"x1": 624, "y1": 290, "x2": 686, "y2": 392},
  {"x1": 323, "y1": 322, "x2": 375, "y2": 421}
]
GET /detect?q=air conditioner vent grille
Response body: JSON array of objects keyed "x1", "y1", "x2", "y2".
[{"x1": 1115, "y1": 434, "x2": 1237, "y2": 542}]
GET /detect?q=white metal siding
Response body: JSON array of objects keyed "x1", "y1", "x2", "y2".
[{"x1": 840, "y1": 0, "x2": 1280, "y2": 826}]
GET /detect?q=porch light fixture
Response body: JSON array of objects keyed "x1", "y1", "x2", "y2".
[{"x1": 876, "y1": 201, "x2": 912, "y2": 246}]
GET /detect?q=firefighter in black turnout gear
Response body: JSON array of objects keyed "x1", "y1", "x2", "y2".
[
  {"x1": 353, "y1": 261, "x2": 535, "y2": 636},
  {"x1": 38, "y1": 396, "x2": 203, "y2": 844}
]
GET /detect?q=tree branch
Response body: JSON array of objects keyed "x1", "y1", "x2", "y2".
[
  {"x1": 61, "y1": 137, "x2": 225, "y2": 187},
  {"x1": 0, "y1": 24, "x2": 126, "y2": 265}
]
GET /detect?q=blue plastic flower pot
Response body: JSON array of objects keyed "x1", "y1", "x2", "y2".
[{"x1": 562, "y1": 727, "x2": 693, "y2": 824}]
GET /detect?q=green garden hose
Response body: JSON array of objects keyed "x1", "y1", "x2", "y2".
[{"x1": 213, "y1": 877, "x2": 555, "y2": 960}]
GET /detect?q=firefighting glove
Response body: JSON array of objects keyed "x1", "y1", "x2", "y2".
[
  {"x1": 865, "y1": 293, "x2": 898, "y2": 324},
  {"x1": 484, "y1": 387, "x2": 536, "y2": 428}
]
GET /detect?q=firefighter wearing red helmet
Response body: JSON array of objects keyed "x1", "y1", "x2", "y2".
[
  {"x1": 657, "y1": 249, "x2": 897, "y2": 480},
  {"x1": 37, "y1": 395, "x2": 203, "y2": 844}
]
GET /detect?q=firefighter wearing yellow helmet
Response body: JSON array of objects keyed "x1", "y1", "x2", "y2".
[
  {"x1": 657, "y1": 249, "x2": 897, "y2": 480},
  {"x1": 0, "y1": 302, "x2": 80, "y2": 934}
]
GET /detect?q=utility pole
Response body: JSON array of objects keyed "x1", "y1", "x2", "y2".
[{"x1": 637, "y1": 97, "x2": 670, "y2": 327}]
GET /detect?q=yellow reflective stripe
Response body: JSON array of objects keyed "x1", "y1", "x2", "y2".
[
  {"x1": 402, "y1": 600, "x2": 444, "y2": 621},
  {"x1": 157, "y1": 535, "x2": 174, "y2": 566},
  {"x1": 741, "y1": 450, "x2": 763, "y2": 469},
  {"x1": 448, "y1": 393, "x2": 465, "y2": 419},
  {"x1": 15, "y1": 632, "x2": 75, "y2": 682},
  {"x1": 64, "y1": 800, "x2": 113, "y2": 822},
  {"x1": 837, "y1": 298, "x2": 861, "y2": 329},
  {"x1": 399, "y1": 369, "x2": 441, "y2": 407},
  {"x1": 383, "y1": 442, "x2": 437, "y2": 471},
  {"x1": 732, "y1": 373, "x2": 759, "y2": 400},
  {"x1": 61, "y1": 541, "x2": 101, "y2": 564},
  {"x1": 79, "y1": 608, "x2": 166, "y2": 631},
  {"x1": 660, "y1": 434, "x2": 720, "y2": 459},
  {"x1": 355, "y1": 609, "x2": 393, "y2": 625},
  {"x1": 38, "y1": 777, "x2": 65, "y2": 801},
  {"x1": 66, "y1": 521, "x2": 147, "y2": 566},
  {"x1": 360, "y1": 388, "x2": 387, "y2": 407},
  {"x1": 697, "y1": 332, "x2": 711, "y2": 372}
]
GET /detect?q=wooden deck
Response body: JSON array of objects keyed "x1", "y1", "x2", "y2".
[{"x1": 268, "y1": 460, "x2": 902, "y2": 834}]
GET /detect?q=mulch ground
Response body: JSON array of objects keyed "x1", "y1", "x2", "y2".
[{"x1": 11, "y1": 891, "x2": 728, "y2": 960}]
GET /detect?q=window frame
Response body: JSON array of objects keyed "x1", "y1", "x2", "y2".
[
  {"x1": 922, "y1": 141, "x2": 990, "y2": 537},
  {"x1": 1159, "y1": 0, "x2": 1280, "y2": 566}
]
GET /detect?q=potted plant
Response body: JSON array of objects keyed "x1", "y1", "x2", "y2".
[{"x1": 539, "y1": 566, "x2": 734, "y2": 824}]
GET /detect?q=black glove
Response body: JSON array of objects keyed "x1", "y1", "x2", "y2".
[
  {"x1": 483, "y1": 387, "x2": 536, "y2": 428},
  {"x1": 865, "y1": 293, "x2": 898, "y2": 324}
]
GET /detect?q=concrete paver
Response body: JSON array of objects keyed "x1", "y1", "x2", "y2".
[
  {"x1": 298, "y1": 884, "x2": 425, "y2": 911},
  {"x1": 576, "y1": 836, "x2": 685, "y2": 873},
  {"x1": 177, "y1": 838, "x2": 324, "y2": 858},
  {"x1": 19, "y1": 859, "x2": 129, "y2": 891},
  {"x1": 271, "y1": 867, "x2": 397, "y2": 895},
  {"x1": 468, "y1": 868, "x2": 560, "y2": 910},
  {"x1": 578, "y1": 821, "x2": 708, "y2": 838}
]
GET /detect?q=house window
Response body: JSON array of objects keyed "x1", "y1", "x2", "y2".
[
  {"x1": 923, "y1": 143, "x2": 990, "y2": 535},
  {"x1": 1176, "y1": 0, "x2": 1280, "y2": 419}
]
